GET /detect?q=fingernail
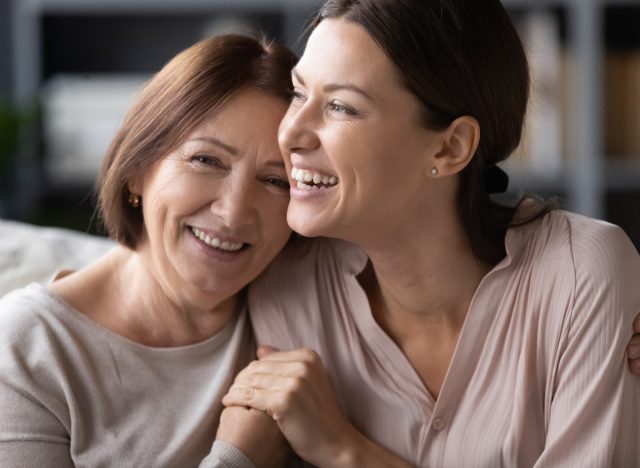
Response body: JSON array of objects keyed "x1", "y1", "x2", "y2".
[{"x1": 628, "y1": 344, "x2": 640, "y2": 358}]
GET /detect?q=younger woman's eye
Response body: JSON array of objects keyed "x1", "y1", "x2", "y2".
[
  {"x1": 328, "y1": 100, "x2": 357, "y2": 116},
  {"x1": 290, "y1": 89, "x2": 307, "y2": 102}
]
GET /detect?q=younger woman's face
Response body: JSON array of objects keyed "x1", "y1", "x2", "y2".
[{"x1": 279, "y1": 18, "x2": 443, "y2": 245}]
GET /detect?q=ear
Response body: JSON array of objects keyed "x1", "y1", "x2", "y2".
[
  {"x1": 432, "y1": 116, "x2": 480, "y2": 175},
  {"x1": 128, "y1": 173, "x2": 144, "y2": 196}
]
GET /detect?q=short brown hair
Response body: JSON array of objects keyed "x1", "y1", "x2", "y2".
[{"x1": 97, "y1": 34, "x2": 297, "y2": 248}]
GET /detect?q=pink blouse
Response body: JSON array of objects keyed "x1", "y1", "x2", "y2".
[{"x1": 249, "y1": 210, "x2": 640, "y2": 466}]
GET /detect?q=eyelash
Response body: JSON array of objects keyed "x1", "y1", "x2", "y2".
[
  {"x1": 265, "y1": 176, "x2": 290, "y2": 191},
  {"x1": 191, "y1": 155, "x2": 225, "y2": 169},
  {"x1": 328, "y1": 100, "x2": 356, "y2": 115},
  {"x1": 291, "y1": 89, "x2": 357, "y2": 117}
]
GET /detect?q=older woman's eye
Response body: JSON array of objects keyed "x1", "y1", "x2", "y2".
[
  {"x1": 265, "y1": 177, "x2": 290, "y2": 190},
  {"x1": 191, "y1": 155, "x2": 224, "y2": 168}
]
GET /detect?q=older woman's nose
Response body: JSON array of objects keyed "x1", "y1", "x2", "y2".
[{"x1": 211, "y1": 179, "x2": 257, "y2": 231}]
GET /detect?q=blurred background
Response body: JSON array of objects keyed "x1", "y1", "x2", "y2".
[{"x1": 0, "y1": 0, "x2": 638, "y2": 249}]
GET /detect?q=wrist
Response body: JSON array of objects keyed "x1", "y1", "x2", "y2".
[
  {"x1": 325, "y1": 427, "x2": 371, "y2": 468},
  {"x1": 323, "y1": 428, "x2": 414, "y2": 468}
]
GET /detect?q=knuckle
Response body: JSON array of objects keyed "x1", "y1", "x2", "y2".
[
  {"x1": 293, "y1": 361, "x2": 310, "y2": 379},
  {"x1": 247, "y1": 360, "x2": 260, "y2": 371},
  {"x1": 288, "y1": 376, "x2": 304, "y2": 394},
  {"x1": 241, "y1": 386, "x2": 255, "y2": 402},
  {"x1": 301, "y1": 348, "x2": 319, "y2": 363}
]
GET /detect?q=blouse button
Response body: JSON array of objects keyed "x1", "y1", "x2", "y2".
[{"x1": 432, "y1": 418, "x2": 445, "y2": 431}]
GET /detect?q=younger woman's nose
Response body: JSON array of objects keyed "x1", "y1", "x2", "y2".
[{"x1": 278, "y1": 105, "x2": 320, "y2": 155}]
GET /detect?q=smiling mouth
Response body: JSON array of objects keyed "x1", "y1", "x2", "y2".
[
  {"x1": 291, "y1": 167, "x2": 339, "y2": 191},
  {"x1": 190, "y1": 227, "x2": 250, "y2": 252}
]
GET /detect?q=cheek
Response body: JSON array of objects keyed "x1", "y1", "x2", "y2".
[{"x1": 262, "y1": 201, "x2": 291, "y2": 248}]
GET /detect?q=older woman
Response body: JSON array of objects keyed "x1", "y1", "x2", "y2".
[
  {"x1": 0, "y1": 35, "x2": 295, "y2": 467},
  {"x1": 223, "y1": 0, "x2": 640, "y2": 466}
]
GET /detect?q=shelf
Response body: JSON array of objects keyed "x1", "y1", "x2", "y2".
[
  {"x1": 7, "y1": 0, "x2": 640, "y2": 243},
  {"x1": 605, "y1": 159, "x2": 640, "y2": 190}
]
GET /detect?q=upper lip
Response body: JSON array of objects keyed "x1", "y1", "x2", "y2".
[{"x1": 289, "y1": 161, "x2": 336, "y2": 178}]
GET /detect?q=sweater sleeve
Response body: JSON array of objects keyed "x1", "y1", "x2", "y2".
[
  {"x1": 199, "y1": 440, "x2": 256, "y2": 468},
  {"x1": 0, "y1": 370, "x2": 73, "y2": 467},
  {"x1": 0, "y1": 291, "x2": 74, "y2": 467},
  {"x1": 534, "y1": 221, "x2": 640, "y2": 466}
]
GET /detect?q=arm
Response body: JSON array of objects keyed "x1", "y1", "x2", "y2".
[
  {"x1": 223, "y1": 347, "x2": 415, "y2": 468},
  {"x1": 534, "y1": 227, "x2": 640, "y2": 466},
  {"x1": 203, "y1": 406, "x2": 290, "y2": 468},
  {"x1": 0, "y1": 378, "x2": 74, "y2": 467}
]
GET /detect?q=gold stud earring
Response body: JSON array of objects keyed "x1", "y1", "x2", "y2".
[
  {"x1": 431, "y1": 167, "x2": 439, "y2": 177},
  {"x1": 128, "y1": 192, "x2": 141, "y2": 208}
]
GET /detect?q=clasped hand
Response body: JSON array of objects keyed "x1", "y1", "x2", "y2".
[{"x1": 222, "y1": 347, "x2": 361, "y2": 467}]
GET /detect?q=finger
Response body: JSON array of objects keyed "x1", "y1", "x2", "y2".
[
  {"x1": 223, "y1": 385, "x2": 291, "y2": 420},
  {"x1": 634, "y1": 312, "x2": 640, "y2": 333},
  {"x1": 233, "y1": 369, "x2": 292, "y2": 390},
  {"x1": 627, "y1": 334, "x2": 640, "y2": 359},
  {"x1": 257, "y1": 345, "x2": 279, "y2": 358},
  {"x1": 630, "y1": 357, "x2": 640, "y2": 376},
  {"x1": 257, "y1": 348, "x2": 321, "y2": 365},
  {"x1": 234, "y1": 360, "x2": 311, "y2": 384}
]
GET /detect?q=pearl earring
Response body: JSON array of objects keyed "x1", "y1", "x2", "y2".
[{"x1": 431, "y1": 167, "x2": 438, "y2": 177}]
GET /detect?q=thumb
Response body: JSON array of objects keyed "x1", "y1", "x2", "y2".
[{"x1": 257, "y1": 345, "x2": 279, "y2": 359}]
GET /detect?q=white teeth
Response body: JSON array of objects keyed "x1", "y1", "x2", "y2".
[
  {"x1": 297, "y1": 181, "x2": 312, "y2": 191},
  {"x1": 191, "y1": 227, "x2": 243, "y2": 252},
  {"x1": 291, "y1": 166, "x2": 339, "y2": 187}
]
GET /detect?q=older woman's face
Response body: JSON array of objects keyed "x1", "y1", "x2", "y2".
[
  {"x1": 136, "y1": 87, "x2": 291, "y2": 304},
  {"x1": 279, "y1": 18, "x2": 443, "y2": 244}
]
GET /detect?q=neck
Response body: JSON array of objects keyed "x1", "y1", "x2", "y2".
[
  {"x1": 106, "y1": 247, "x2": 239, "y2": 347},
  {"x1": 355, "y1": 209, "x2": 491, "y2": 399},
  {"x1": 357, "y1": 208, "x2": 490, "y2": 341}
]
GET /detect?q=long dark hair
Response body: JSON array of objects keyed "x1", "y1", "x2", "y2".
[{"x1": 312, "y1": 0, "x2": 550, "y2": 265}]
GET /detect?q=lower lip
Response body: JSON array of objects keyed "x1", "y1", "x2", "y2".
[
  {"x1": 187, "y1": 228, "x2": 249, "y2": 262},
  {"x1": 289, "y1": 184, "x2": 338, "y2": 200}
]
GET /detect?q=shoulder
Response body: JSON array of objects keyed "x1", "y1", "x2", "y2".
[
  {"x1": 252, "y1": 236, "x2": 366, "y2": 293},
  {"x1": 510, "y1": 210, "x2": 640, "y2": 324},
  {"x1": 515, "y1": 210, "x2": 639, "y2": 284},
  {"x1": 0, "y1": 283, "x2": 58, "y2": 342},
  {"x1": 0, "y1": 284, "x2": 81, "y2": 371}
]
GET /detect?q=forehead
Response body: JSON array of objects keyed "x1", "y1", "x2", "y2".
[
  {"x1": 188, "y1": 88, "x2": 288, "y2": 152},
  {"x1": 299, "y1": 18, "x2": 402, "y2": 90}
]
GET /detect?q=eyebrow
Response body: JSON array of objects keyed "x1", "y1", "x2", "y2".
[
  {"x1": 189, "y1": 136, "x2": 238, "y2": 155},
  {"x1": 292, "y1": 68, "x2": 375, "y2": 102},
  {"x1": 264, "y1": 160, "x2": 286, "y2": 169},
  {"x1": 189, "y1": 137, "x2": 285, "y2": 169}
]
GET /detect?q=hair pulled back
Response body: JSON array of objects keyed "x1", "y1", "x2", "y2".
[{"x1": 313, "y1": 0, "x2": 535, "y2": 264}]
